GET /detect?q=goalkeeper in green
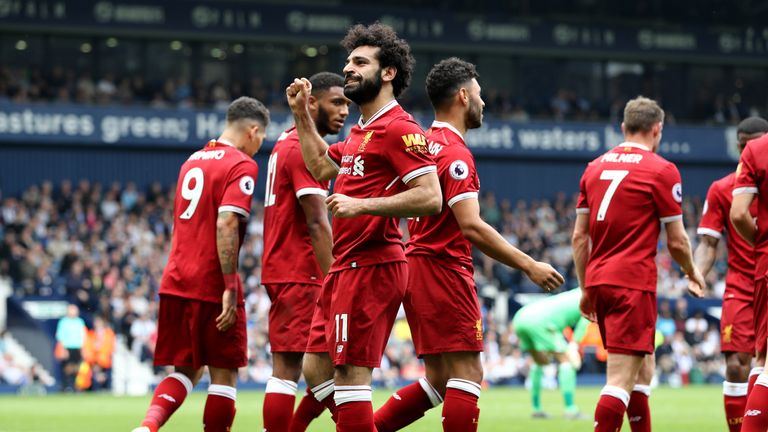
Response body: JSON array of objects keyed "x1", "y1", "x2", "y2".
[{"x1": 512, "y1": 287, "x2": 590, "y2": 419}]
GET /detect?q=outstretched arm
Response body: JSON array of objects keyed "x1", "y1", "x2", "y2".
[{"x1": 450, "y1": 197, "x2": 564, "y2": 291}]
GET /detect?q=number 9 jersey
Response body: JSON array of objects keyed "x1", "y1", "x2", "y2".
[
  {"x1": 576, "y1": 142, "x2": 683, "y2": 292},
  {"x1": 160, "y1": 139, "x2": 259, "y2": 304}
]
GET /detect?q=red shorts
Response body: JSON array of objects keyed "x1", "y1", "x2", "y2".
[
  {"x1": 154, "y1": 294, "x2": 247, "y2": 369},
  {"x1": 755, "y1": 276, "x2": 768, "y2": 355},
  {"x1": 264, "y1": 283, "x2": 321, "y2": 352},
  {"x1": 404, "y1": 255, "x2": 483, "y2": 357},
  {"x1": 721, "y1": 295, "x2": 755, "y2": 354},
  {"x1": 324, "y1": 262, "x2": 407, "y2": 368},
  {"x1": 305, "y1": 300, "x2": 328, "y2": 353},
  {"x1": 586, "y1": 285, "x2": 656, "y2": 356}
]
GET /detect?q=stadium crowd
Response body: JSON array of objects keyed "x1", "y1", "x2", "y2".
[
  {"x1": 0, "y1": 180, "x2": 725, "y2": 389},
  {"x1": 0, "y1": 64, "x2": 756, "y2": 126}
]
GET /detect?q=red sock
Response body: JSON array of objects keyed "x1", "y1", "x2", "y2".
[
  {"x1": 748, "y1": 368, "x2": 763, "y2": 399},
  {"x1": 627, "y1": 386, "x2": 651, "y2": 432},
  {"x1": 203, "y1": 385, "x2": 237, "y2": 432},
  {"x1": 289, "y1": 389, "x2": 328, "y2": 432},
  {"x1": 743, "y1": 374, "x2": 768, "y2": 432},
  {"x1": 374, "y1": 378, "x2": 442, "y2": 432},
  {"x1": 594, "y1": 386, "x2": 629, "y2": 432},
  {"x1": 724, "y1": 381, "x2": 748, "y2": 432},
  {"x1": 334, "y1": 385, "x2": 373, "y2": 432},
  {"x1": 442, "y1": 379, "x2": 481, "y2": 432},
  {"x1": 140, "y1": 372, "x2": 193, "y2": 431},
  {"x1": 263, "y1": 378, "x2": 298, "y2": 432}
]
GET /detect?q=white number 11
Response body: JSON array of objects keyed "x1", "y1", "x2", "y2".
[{"x1": 597, "y1": 170, "x2": 629, "y2": 221}]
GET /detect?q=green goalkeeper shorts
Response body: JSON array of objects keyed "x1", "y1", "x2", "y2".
[{"x1": 514, "y1": 319, "x2": 568, "y2": 353}]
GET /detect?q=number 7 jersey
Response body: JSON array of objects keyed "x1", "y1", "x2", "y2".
[
  {"x1": 576, "y1": 142, "x2": 683, "y2": 292},
  {"x1": 161, "y1": 139, "x2": 259, "y2": 303}
]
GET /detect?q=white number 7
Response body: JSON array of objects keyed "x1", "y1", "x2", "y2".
[{"x1": 597, "y1": 170, "x2": 629, "y2": 221}]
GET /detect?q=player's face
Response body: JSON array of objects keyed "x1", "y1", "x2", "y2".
[
  {"x1": 464, "y1": 78, "x2": 485, "y2": 130},
  {"x1": 737, "y1": 131, "x2": 765, "y2": 153},
  {"x1": 343, "y1": 46, "x2": 384, "y2": 105},
  {"x1": 314, "y1": 86, "x2": 351, "y2": 136}
]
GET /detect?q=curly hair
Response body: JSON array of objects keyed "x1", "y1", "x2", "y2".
[
  {"x1": 737, "y1": 116, "x2": 768, "y2": 135},
  {"x1": 226, "y1": 96, "x2": 270, "y2": 127},
  {"x1": 425, "y1": 57, "x2": 479, "y2": 110},
  {"x1": 341, "y1": 22, "x2": 415, "y2": 98}
]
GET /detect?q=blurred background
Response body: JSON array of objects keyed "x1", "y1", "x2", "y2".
[{"x1": 0, "y1": 0, "x2": 764, "y2": 395}]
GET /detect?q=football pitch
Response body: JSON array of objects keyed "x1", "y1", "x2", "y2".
[{"x1": 0, "y1": 385, "x2": 723, "y2": 431}]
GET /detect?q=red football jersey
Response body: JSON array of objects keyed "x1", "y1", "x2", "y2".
[
  {"x1": 325, "y1": 101, "x2": 436, "y2": 272},
  {"x1": 262, "y1": 127, "x2": 331, "y2": 285},
  {"x1": 576, "y1": 142, "x2": 683, "y2": 292},
  {"x1": 406, "y1": 121, "x2": 479, "y2": 276},
  {"x1": 698, "y1": 173, "x2": 756, "y2": 300},
  {"x1": 160, "y1": 139, "x2": 259, "y2": 303},
  {"x1": 734, "y1": 134, "x2": 768, "y2": 278}
]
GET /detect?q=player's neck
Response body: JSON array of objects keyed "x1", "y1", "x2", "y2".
[
  {"x1": 358, "y1": 92, "x2": 396, "y2": 124},
  {"x1": 622, "y1": 134, "x2": 657, "y2": 152},
  {"x1": 217, "y1": 133, "x2": 252, "y2": 156},
  {"x1": 433, "y1": 114, "x2": 467, "y2": 137}
]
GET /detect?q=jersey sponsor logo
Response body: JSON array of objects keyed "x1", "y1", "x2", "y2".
[
  {"x1": 358, "y1": 130, "x2": 374, "y2": 152},
  {"x1": 672, "y1": 183, "x2": 683, "y2": 203},
  {"x1": 188, "y1": 149, "x2": 225, "y2": 161},
  {"x1": 427, "y1": 140, "x2": 444, "y2": 156},
  {"x1": 450, "y1": 160, "x2": 470, "y2": 180},
  {"x1": 352, "y1": 155, "x2": 365, "y2": 177},
  {"x1": 239, "y1": 176, "x2": 255, "y2": 195},
  {"x1": 600, "y1": 152, "x2": 643, "y2": 164},
  {"x1": 722, "y1": 324, "x2": 733, "y2": 343},
  {"x1": 402, "y1": 133, "x2": 428, "y2": 153}
]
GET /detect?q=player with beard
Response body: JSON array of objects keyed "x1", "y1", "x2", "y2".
[
  {"x1": 261, "y1": 72, "x2": 350, "y2": 432},
  {"x1": 286, "y1": 23, "x2": 442, "y2": 431},
  {"x1": 371, "y1": 57, "x2": 563, "y2": 432},
  {"x1": 695, "y1": 117, "x2": 768, "y2": 432}
]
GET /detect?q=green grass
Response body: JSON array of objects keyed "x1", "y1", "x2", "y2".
[{"x1": 0, "y1": 385, "x2": 724, "y2": 431}]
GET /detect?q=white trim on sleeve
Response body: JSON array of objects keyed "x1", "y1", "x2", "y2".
[
  {"x1": 733, "y1": 186, "x2": 759, "y2": 196},
  {"x1": 448, "y1": 192, "x2": 479, "y2": 207},
  {"x1": 296, "y1": 187, "x2": 329, "y2": 198},
  {"x1": 402, "y1": 165, "x2": 437, "y2": 184},
  {"x1": 660, "y1": 214, "x2": 683, "y2": 224},
  {"x1": 696, "y1": 227, "x2": 723, "y2": 239},
  {"x1": 324, "y1": 150, "x2": 341, "y2": 171},
  {"x1": 575, "y1": 208, "x2": 590, "y2": 214},
  {"x1": 218, "y1": 205, "x2": 249, "y2": 217}
]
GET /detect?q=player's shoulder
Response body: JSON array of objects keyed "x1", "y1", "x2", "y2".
[
  {"x1": 713, "y1": 173, "x2": 735, "y2": 191},
  {"x1": 381, "y1": 107, "x2": 424, "y2": 134},
  {"x1": 273, "y1": 127, "x2": 298, "y2": 150}
]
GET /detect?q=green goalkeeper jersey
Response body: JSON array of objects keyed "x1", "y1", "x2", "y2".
[{"x1": 512, "y1": 287, "x2": 590, "y2": 343}]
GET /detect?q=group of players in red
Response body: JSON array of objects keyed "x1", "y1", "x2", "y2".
[{"x1": 127, "y1": 21, "x2": 768, "y2": 432}]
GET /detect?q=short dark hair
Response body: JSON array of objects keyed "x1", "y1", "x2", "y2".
[
  {"x1": 737, "y1": 117, "x2": 768, "y2": 135},
  {"x1": 341, "y1": 22, "x2": 415, "y2": 97},
  {"x1": 309, "y1": 72, "x2": 344, "y2": 95},
  {"x1": 426, "y1": 57, "x2": 479, "y2": 110},
  {"x1": 226, "y1": 96, "x2": 270, "y2": 127},
  {"x1": 623, "y1": 96, "x2": 664, "y2": 134}
]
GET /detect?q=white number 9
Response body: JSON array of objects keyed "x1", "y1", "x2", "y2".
[{"x1": 180, "y1": 167, "x2": 204, "y2": 219}]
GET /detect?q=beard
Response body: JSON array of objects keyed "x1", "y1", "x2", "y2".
[
  {"x1": 465, "y1": 97, "x2": 483, "y2": 130},
  {"x1": 315, "y1": 105, "x2": 334, "y2": 136},
  {"x1": 344, "y1": 70, "x2": 382, "y2": 105}
]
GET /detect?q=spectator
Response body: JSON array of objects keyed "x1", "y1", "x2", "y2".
[{"x1": 82, "y1": 316, "x2": 116, "y2": 391}]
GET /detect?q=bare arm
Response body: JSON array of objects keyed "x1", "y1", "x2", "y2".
[
  {"x1": 215, "y1": 211, "x2": 241, "y2": 331},
  {"x1": 693, "y1": 235, "x2": 719, "y2": 277},
  {"x1": 665, "y1": 219, "x2": 706, "y2": 297},
  {"x1": 731, "y1": 193, "x2": 757, "y2": 246},
  {"x1": 451, "y1": 198, "x2": 564, "y2": 291},
  {"x1": 299, "y1": 194, "x2": 334, "y2": 274},
  {"x1": 326, "y1": 172, "x2": 442, "y2": 218},
  {"x1": 571, "y1": 213, "x2": 590, "y2": 290},
  {"x1": 286, "y1": 78, "x2": 338, "y2": 181}
]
